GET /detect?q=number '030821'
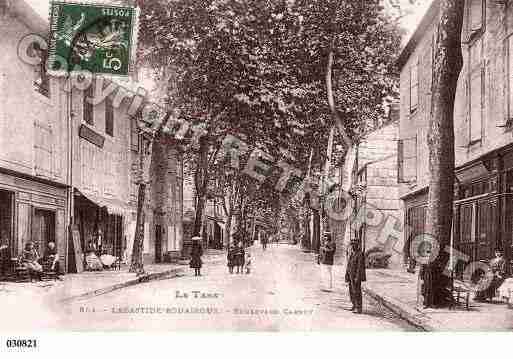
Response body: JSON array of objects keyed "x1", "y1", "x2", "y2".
[{"x1": 6, "y1": 339, "x2": 37, "y2": 348}]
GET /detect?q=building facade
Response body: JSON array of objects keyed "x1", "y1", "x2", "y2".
[
  {"x1": 1, "y1": 0, "x2": 184, "y2": 273},
  {"x1": 0, "y1": 1, "x2": 69, "y2": 271},
  {"x1": 398, "y1": 0, "x2": 512, "y2": 275}
]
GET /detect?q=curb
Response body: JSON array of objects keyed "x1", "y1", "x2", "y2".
[
  {"x1": 61, "y1": 257, "x2": 226, "y2": 304},
  {"x1": 60, "y1": 268, "x2": 183, "y2": 303},
  {"x1": 362, "y1": 285, "x2": 437, "y2": 331}
]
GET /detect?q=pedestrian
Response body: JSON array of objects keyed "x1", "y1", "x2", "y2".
[
  {"x1": 345, "y1": 239, "x2": 366, "y2": 314},
  {"x1": 245, "y1": 252, "x2": 252, "y2": 274},
  {"x1": 227, "y1": 242, "x2": 236, "y2": 274},
  {"x1": 319, "y1": 232, "x2": 336, "y2": 292},
  {"x1": 236, "y1": 241, "x2": 245, "y2": 274},
  {"x1": 260, "y1": 231, "x2": 268, "y2": 251},
  {"x1": 190, "y1": 236, "x2": 203, "y2": 276}
]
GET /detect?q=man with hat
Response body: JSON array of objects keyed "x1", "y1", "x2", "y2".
[
  {"x1": 319, "y1": 232, "x2": 336, "y2": 291},
  {"x1": 345, "y1": 239, "x2": 366, "y2": 313}
]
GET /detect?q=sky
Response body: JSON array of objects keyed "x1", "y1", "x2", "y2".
[
  {"x1": 23, "y1": 0, "x2": 434, "y2": 90},
  {"x1": 25, "y1": 0, "x2": 434, "y2": 40}
]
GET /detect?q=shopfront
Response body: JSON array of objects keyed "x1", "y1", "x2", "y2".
[
  {"x1": 73, "y1": 190, "x2": 129, "y2": 272},
  {"x1": 402, "y1": 144, "x2": 513, "y2": 277},
  {"x1": 0, "y1": 169, "x2": 67, "y2": 271}
]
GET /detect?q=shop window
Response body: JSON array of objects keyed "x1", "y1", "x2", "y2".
[
  {"x1": 83, "y1": 83, "x2": 94, "y2": 125},
  {"x1": 397, "y1": 136, "x2": 417, "y2": 183},
  {"x1": 105, "y1": 96, "x2": 114, "y2": 137}
]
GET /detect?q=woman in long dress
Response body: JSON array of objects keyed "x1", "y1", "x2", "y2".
[
  {"x1": 190, "y1": 236, "x2": 203, "y2": 276},
  {"x1": 85, "y1": 240, "x2": 103, "y2": 271}
]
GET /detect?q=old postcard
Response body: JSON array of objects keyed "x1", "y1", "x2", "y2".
[{"x1": 0, "y1": 0, "x2": 512, "y2": 340}]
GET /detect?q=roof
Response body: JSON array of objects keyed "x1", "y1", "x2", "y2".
[{"x1": 396, "y1": 0, "x2": 439, "y2": 70}]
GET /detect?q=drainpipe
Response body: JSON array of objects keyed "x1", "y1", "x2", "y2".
[{"x1": 65, "y1": 77, "x2": 74, "y2": 273}]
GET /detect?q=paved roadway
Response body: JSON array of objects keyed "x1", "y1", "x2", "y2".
[{"x1": 54, "y1": 244, "x2": 417, "y2": 331}]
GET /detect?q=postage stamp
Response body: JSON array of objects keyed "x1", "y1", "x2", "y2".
[{"x1": 48, "y1": 0, "x2": 139, "y2": 77}]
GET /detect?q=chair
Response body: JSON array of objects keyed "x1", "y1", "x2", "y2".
[
  {"x1": 450, "y1": 275, "x2": 471, "y2": 310},
  {"x1": 40, "y1": 255, "x2": 62, "y2": 281},
  {"x1": 13, "y1": 258, "x2": 31, "y2": 283}
]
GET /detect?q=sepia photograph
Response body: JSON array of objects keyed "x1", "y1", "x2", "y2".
[{"x1": 0, "y1": 0, "x2": 512, "y2": 350}]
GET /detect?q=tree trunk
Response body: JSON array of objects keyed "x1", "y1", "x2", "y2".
[
  {"x1": 422, "y1": 0, "x2": 464, "y2": 308},
  {"x1": 225, "y1": 211, "x2": 233, "y2": 248},
  {"x1": 193, "y1": 137, "x2": 209, "y2": 237},
  {"x1": 312, "y1": 208, "x2": 321, "y2": 253},
  {"x1": 301, "y1": 209, "x2": 312, "y2": 252},
  {"x1": 130, "y1": 183, "x2": 146, "y2": 274}
]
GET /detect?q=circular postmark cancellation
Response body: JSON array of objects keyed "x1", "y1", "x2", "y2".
[{"x1": 48, "y1": 0, "x2": 140, "y2": 77}]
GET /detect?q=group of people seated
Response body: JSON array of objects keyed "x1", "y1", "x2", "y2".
[
  {"x1": 474, "y1": 250, "x2": 507, "y2": 302},
  {"x1": 20, "y1": 241, "x2": 60, "y2": 280}
]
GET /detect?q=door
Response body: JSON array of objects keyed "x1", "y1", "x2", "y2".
[
  {"x1": 155, "y1": 225, "x2": 162, "y2": 263},
  {"x1": 0, "y1": 190, "x2": 14, "y2": 256},
  {"x1": 32, "y1": 209, "x2": 56, "y2": 256},
  {"x1": 476, "y1": 200, "x2": 497, "y2": 261}
]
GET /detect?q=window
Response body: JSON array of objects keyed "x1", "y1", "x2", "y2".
[
  {"x1": 468, "y1": 0, "x2": 484, "y2": 38},
  {"x1": 409, "y1": 62, "x2": 419, "y2": 113},
  {"x1": 33, "y1": 44, "x2": 50, "y2": 98},
  {"x1": 397, "y1": 136, "x2": 417, "y2": 183},
  {"x1": 105, "y1": 96, "x2": 114, "y2": 136},
  {"x1": 130, "y1": 114, "x2": 140, "y2": 152},
  {"x1": 507, "y1": 35, "x2": 513, "y2": 124},
  {"x1": 83, "y1": 83, "x2": 94, "y2": 125},
  {"x1": 469, "y1": 38, "x2": 483, "y2": 143}
]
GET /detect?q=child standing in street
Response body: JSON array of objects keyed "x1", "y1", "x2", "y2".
[
  {"x1": 227, "y1": 243, "x2": 235, "y2": 274},
  {"x1": 245, "y1": 252, "x2": 252, "y2": 274}
]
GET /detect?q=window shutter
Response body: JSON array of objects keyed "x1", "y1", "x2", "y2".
[
  {"x1": 410, "y1": 62, "x2": 419, "y2": 112},
  {"x1": 83, "y1": 84, "x2": 94, "y2": 125},
  {"x1": 470, "y1": 68, "x2": 483, "y2": 142},
  {"x1": 507, "y1": 36, "x2": 513, "y2": 124},
  {"x1": 397, "y1": 136, "x2": 417, "y2": 183},
  {"x1": 397, "y1": 139, "x2": 403, "y2": 183},
  {"x1": 105, "y1": 96, "x2": 114, "y2": 136}
]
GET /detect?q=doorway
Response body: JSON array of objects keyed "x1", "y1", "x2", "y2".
[
  {"x1": 155, "y1": 225, "x2": 162, "y2": 263},
  {"x1": 0, "y1": 189, "x2": 14, "y2": 255},
  {"x1": 32, "y1": 208, "x2": 55, "y2": 255}
]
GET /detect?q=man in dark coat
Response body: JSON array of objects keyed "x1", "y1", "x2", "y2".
[{"x1": 345, "y1": 240, "x2": 366, "y2": 314}]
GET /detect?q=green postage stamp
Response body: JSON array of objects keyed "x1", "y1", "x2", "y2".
[{"x1": 48, "y1": 1, "x2": 140, "y2": 77}]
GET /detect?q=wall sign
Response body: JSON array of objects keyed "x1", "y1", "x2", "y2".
[{"x1": 79, "y1": 124, "x2": 105, "y2": 148}]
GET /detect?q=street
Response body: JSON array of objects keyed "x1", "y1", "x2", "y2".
[{"x1": 53, "y1": 244, "x2": 416, "y2": 331}]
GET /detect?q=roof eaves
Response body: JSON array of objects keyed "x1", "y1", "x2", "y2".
[{"x1": 396, "y1": 0, "x2": 440, "y2": 70}]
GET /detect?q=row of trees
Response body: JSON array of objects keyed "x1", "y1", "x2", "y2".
[{"x1": 129, "y1": 0, "x2": 469, "y2": 309}]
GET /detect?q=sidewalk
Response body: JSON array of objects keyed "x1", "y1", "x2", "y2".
[
  {"x1": 362, "y1": 268, "x2": 513, "y2": 331},
  {"x1": 0, "y1": 251, "x2": 225, "y2": 303}
]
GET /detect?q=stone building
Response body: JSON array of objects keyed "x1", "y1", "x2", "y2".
[
  {"x1": 353, "y1": 119, "x2": 402, "y2": 268},
  {"x1": 398, "y1": 0, "x2": 513, "y2": 275}
]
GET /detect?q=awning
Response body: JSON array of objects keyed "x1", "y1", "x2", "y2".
[{"x1": 74, "y1": 189, "x2": 133, "y2": 216}]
